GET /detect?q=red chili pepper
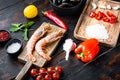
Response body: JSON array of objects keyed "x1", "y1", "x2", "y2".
[
  {"x1": 106, "y1": 11, "x2": 115, "y2": 17},
  {"x1": 103, "y1": 17, "x2": 109, "y2": 22},
  {"x1": 74, "y1": 38, "x2": 100, "y2": 62},
  {"x1": 89, "y1": 11, "x2": 118, "y2": 24},
  {"x1": 89, "y1": 12, "x2": 96, "y2": 18},
  {"x1": 42, "y1": 11, "x2": 68, "y2": 31}
]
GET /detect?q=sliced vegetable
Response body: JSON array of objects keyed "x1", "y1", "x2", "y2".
[
  {"x1": 74, "y1": 38, "x2": 100, "y2": 62},
  {"x1": 89, "y1": 12, "x2": 96, "y2": 18},
  {"x1": 42, "y1": 11, "x2": 68, "y2": 31},
  {"x1": 103, "y1": 17, "x2": 109, "y2": 22},
  {"x1": 89, "y1": 11, "x2": 118, "y2": 24},
  {"x1": 106, "y1": 11, "x2": 115, "y2": 17}
]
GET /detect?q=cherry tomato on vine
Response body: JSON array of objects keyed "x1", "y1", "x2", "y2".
[
  {"x1": 45, "y1": 74, "x2": 52, "y2": 80},
  {"x1": 52, "y1": 72, "x2": 60, "y2": 80},
  {"x1": 30, "y1": 68, "x2": 38, "y2": 77},
  {"x1": 39, "y1": 68, "x2": 47, "y2": 73},
  {"x1": 36, "y1": 75, "x2": 44, "y2": 80},
  {"x1": 55, "y1": 66, "x2": 62, "y2": 74}
]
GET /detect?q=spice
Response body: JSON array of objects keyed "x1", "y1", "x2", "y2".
[
  {"x1": 0, "y1": 30, "x2": 9, "y2": 41},
  {"x1": 7, "y1": 42, "x2": 21, "y2": 53},
  {"x1": 42, "y1": 11, "x2": 68, "y2": 31}
]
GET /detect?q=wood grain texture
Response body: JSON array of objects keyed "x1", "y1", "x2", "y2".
[
  {"x1": 15, "y1": 61, "x2": 32, "y2": 80},
  {"x1": 74, "y1": 0, "x2": 120, "y2": 47},
  {"x1": 18, "y1": 22, "x2": 66, "y2": 67}
]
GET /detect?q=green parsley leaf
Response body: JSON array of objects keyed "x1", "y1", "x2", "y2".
[{"x1": 22, "y1": 28, "x2": 28, "y2": 41}]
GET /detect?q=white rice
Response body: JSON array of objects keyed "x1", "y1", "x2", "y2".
[{"x1": 85, "y1": 24, "x2": 109, "y2": 40}]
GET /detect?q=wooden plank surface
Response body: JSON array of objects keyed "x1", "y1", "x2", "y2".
[
  {"x1": 18, "y1": 22, "x2": 66, "y2": 67},
  {"x1": 74, "y1": 0, "x2": 120, "y2": 47}
]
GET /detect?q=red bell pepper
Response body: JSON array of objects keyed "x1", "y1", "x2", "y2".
[
  {"x1": 74, "y1": 38, "x2": 100, "y2": 62},
  {"x1": 42, "y1": 11, "x2": 68, "y2": 31}
]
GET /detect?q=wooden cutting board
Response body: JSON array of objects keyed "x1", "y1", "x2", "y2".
[
  {"x1": 74, "y1": 0, "x2": 120, "y2": 47},
  {"x1": 15, "y1": 22, "x2": 65, "y2": 80},
  {"x1": 18, "y1": 22, "x2": 65, "y2": 67}
]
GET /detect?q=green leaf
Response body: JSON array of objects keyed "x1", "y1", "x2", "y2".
[
  {"x1": 11, "y1": 23, "x2": 22, "y2": 27},
  {"x1": 10, "y1": 21, "x2": 35, "y2": 41},
  {"x1": 26, "y1": 21, "x2": 35, "y2": 28},
  {"x1": 22, "y1": 28, "x2": 28, "y2": 41},
  {"x1": 10, "y1": 27, "x2": 20, "y2": 32}
]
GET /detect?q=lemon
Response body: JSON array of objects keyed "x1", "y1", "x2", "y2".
[{"x1": 23, "y1": 5, "x2": 38, "y2": 19}]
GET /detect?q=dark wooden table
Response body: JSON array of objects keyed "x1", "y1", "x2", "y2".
[{"x1": 0, "y1": 0, "x2": 120, "y2": 80}]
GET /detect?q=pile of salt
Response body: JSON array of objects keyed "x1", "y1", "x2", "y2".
[{"x1": 7, "y1": 42, "x2": 21, "y2": 53}]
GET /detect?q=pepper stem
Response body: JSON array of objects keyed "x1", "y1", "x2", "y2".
[
  {"x1": 80, "y1": 52, "x2": 84, "y2": 58},
  {"x1": 41, "y1": 11, "x2": 46, "y2": 15}
]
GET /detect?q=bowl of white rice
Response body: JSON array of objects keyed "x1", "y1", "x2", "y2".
[{"x1": 5, "y1": 38, "x2": 23, "y2": 57}]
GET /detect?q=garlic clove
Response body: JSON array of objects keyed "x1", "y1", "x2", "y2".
[
  {"x1": 112, "y1": 5, "x2": 120, "y2": 10},
  {"x1": 92, "y1": 3, "x2": 97, "y2": 10},
  {"x1": 99, "y1": 5, "x2": 106, "y2": 9},
  {"x1": 106, "y1": 5, "x2": 111, "y2": 9}
]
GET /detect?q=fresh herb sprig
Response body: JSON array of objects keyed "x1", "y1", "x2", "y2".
[{"x1": 10, "y1": 21, "x2": 35, "y2": 40}]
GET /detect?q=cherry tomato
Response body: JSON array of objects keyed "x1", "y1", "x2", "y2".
[
  {"x1": 45, "y1": 74, "x2": 52, "y2": 80},
  {"x1": 103, "y1": 17, "x2": 109, "y2": 22},
  {"x1": 89, "y1": 12, "x2": 96, "y2": 18},
  {"x1": 39, "y1": 68, "x2": 47, "y2": 73},
  {"x1": 47, "y1": 70, "x2": 55, "y2": 76},
  {"x1": 47, "y1": 67, "x2": 55, "y2": 72},
  {"x1": 30, "y1": 68, "x2": 38, "y2": 77},
  {"x1": 36, "y1": 75, "x2": 44, "y2": 80},
  {"x1": 39, "y1": 72, "x2": 47, "y2": 78},
  {"x1": 55, "y1": 66, "x2": 62, "y2": 74},
  {"x1": 52, "y1": 72, "x2": 60, "y2": 80}
]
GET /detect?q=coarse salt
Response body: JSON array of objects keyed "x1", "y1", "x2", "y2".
[
  {"x1": 85, "y1": 24, "x2": 109, "y2": 40},
  {"x1": 7, "y1": 42, "x2": 21, "y2": 53}
]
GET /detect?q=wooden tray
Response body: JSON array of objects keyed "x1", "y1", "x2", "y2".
[
  {"x1": 15, "y1": 22, "x2": 66, "y2": 80},
  {"x1": 74, "y1": 0, "x2": 120, "y2": 47}
]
